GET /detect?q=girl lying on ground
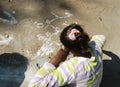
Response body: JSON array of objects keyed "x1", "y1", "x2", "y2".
[{"x1": 29, "y1": 23, "x2": 106, "y2": 87}]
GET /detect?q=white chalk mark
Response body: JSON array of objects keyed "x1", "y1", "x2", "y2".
[
  {"x1": 34, "y1": 11, "x2": 73, "y2": 30},
  {"x1": 51, "y1": 12, "x2": 59, "y2": 18},
  {"x1": 0, "y1": 34, "x2": 13, "y2": 45},
  {"x1": 62, "y1": 21, "x2": 69, "y2": 26},
  {"x1": 34, "y1": 21, "x2": 44, "y2": 29},
  {"x1": 34, "y1": 29, "x2": 61, "y2": 59},
  {"x1": 33, "y1": 11, "x2": 73, "y2": 59},
  {"x1": 50, "y1": 25, "x2": 61, "y2": 35},
  {"x1": 36, "y1": 23, "x2": 44, "y2": 29},
  {"x1": 51, "y1": 11, "x2": 73, "y2": 19},
  {"x1": 36, "y1": 42, "x2": 54, "y2": 56},
  {"x1": 44, "y1": 11, "x2": 73, "y2": 30}
]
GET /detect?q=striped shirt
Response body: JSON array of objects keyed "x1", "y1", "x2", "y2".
[{"x1": 29, "y1": 35, "x2": 106, "y2": 87}]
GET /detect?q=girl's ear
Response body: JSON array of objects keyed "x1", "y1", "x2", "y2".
[
  {"x1": 89, "y1": 36, "x2": 92, "y2": 40},
  {"x1": 64, "y1": 47, "x2": 70, "y2": 52},
  {"x1": 88, "y1": 36, "x2": 91, "y2": 41}
]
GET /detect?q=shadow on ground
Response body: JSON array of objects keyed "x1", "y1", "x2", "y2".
[
  {"x1": 100, "y1": 50, "x2": 120, "y2": 87},
  {"x1": 0, "y1": 53, "x2": 28, "y2": 87}
]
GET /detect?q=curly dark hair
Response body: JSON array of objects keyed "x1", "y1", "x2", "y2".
[{"x1": 60, "y1": 24, "x2": 90, "y2": 53}]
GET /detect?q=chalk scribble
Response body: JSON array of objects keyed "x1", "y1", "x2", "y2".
[
  {"x1": 33, "y1": 11, "x2": 73, "y2": 59},
  {"x1": 34, "y1": 11, "x2": 72, "y2": 29}
]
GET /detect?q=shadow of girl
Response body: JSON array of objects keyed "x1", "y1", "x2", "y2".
[
  {"x1": 0, "y1": 53, "x2": 28, "y2": 87},
  {"x1": 100, "y1": 50, "x2": 120, "y2": 87}
]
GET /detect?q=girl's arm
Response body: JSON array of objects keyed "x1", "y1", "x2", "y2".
[
  {"x1": 29, "y1": 48, "x2": 77, "y2": 87},
  {"x1": 91, "y1": 35, "x2": 106, "y2": 48},
  {"x1": 50, "y1": 48, "x2": 69, "y2": 67}
]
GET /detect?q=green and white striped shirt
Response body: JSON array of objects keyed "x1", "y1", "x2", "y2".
[{"x1": 29, "y1": 35, "x2": 106, "y2": 87}]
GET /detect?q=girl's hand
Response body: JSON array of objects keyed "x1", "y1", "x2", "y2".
[{"x1": 49, "y1": 48, "x2": 69, "y2": 67}]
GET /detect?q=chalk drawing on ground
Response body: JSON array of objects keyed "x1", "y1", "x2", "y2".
[
  {"x1": 62, "y1": 21, "x2": 70, "y2": 26},
  {"x1": 34, "y1": 11, "x2": 73, "y2": 29},
  {"x1": 0, "y1": 33, "x2": 13, "y2": 46},
  {"x1": 34, "y1": 22, "x2": 44, "y2": 29},
  {"x1": 33, "y1": 11, "x2": 73, "y2": 60},
  {"x1": 36, "y1": 31, "x2": 61, "y2": 57}
]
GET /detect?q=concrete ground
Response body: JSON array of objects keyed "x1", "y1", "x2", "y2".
[{"x1": 0, "y1": 0, "x2": 120, "y2": 87}]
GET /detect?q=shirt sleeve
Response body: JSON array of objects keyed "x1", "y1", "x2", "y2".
[
  {"x1": 29, "y1": 60, "x2": 77, "y2": 87},
  {"x1": 91, "y1": 35, "x2": 106, "y2": 48}
]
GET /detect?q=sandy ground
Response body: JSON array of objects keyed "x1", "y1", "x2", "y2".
[{"x1": 0, "y1": 0, "x2": 120, "y2": 87}]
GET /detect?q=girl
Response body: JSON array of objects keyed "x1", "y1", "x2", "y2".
[{"x1": 29, "y1": 24, "x2": 106, "y2": 87}]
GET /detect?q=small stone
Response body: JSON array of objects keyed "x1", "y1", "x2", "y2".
[{"x1": 4, "y1": 33, "x2": 9, "y2": 38}]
